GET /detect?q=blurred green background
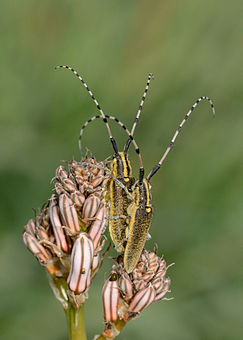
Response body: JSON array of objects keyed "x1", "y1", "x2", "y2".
[{"x1": 0, "y1": 0, "x2": 242, "y2": 339}]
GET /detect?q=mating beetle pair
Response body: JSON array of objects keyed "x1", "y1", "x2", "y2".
[{"x1": 56, "y1": 65, "x2": 215, "y2": 273}]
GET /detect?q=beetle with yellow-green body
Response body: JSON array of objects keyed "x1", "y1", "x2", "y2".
[
  {"x1": 76, "y1": 72, "x2": 153, "y2": 254},
  {"x1": 56, "y1": 65, "x2": 215, "y2": 273}
]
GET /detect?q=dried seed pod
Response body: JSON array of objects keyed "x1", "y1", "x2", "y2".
[
  {"x1": 49, "y1": 195, "x2": 68, "y2": 253},
  {"x1": 88, "y1": 205, "x2": 106, "y2": 250},
  {"x1": 102, "y1": 272, "x2": 119, "y2": 322},
  {"x1": 59, "y1": 193, "x2": 80, "y2": 233},
  {"x1": 67, "y1": 233, "x2": 94, "y2": 294},
  {"x1": 128, "y1": 284, "x2": 155, "y2": 313}
]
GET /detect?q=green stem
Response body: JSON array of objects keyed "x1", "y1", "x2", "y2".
[
  {"x1": 95, "y1": 319, "x2": 126, "y2": 340},
  {"x1": 65, "y1": 304, "x2": 87, "y2": 340}
]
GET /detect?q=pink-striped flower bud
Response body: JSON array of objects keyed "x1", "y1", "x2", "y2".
[
  {"x1": 62, "y1": 178, "x2": 77, "y2": 193},
  {"x1": 74, "y1": 175, "x2": 85, "y2": 192},
  {"x1": 67, "y1": 233, "x2": 94, "y2": 294},
  {"x1": 56, "y1": 166, "x2": 68, "y2": 180},
  {"x1": 119, "y1": 273, "x2": 133, "y2": 302},
  {"x1": 49, "y1": 195, "x2": 68, "y2": 252},
  {"x1": 91, "y1": 253, "x2": 100, "y2": 272},
  {"x1": 35, "y1": 221, "x2": 49, "y2": 241},
  {"x1": 102, "y1": 272, "x2": 119, "y2": 322},
  {"x1": 88, "y1": 205, "x2": 107, "y2": 250},
  {"x1": 154, "y1": 259, "x2": 167, "y2": 279},
  {"x1": 71, "y1": 191, "x2": 85, "y2": 210},
  {"x1": 133, "y1": 279, "x2": 146, "y2": 291},
  {"x1": 25, "y1": 219, "x2": 36, "y2": 237},
  {"x1": 59, "y1": 194, "x2": 80, "y2": 233},
  {"x1": 55, "y1": 182, "x2": 65, "y2": 195},
  {"x1": 82, "y1": 194, "x2": 100, "y2": 220},
  {"x1": 23, "y1": 231, "x2": 50, "y2": 264},
  {"x1": 151, "y1": 277, "x2": 162, "y2": 291},
  {"x1": 154, "y1": 277, "x2": 171, "y2": 302},
  {"x1": 146, "y1": 251, "x2": 160, "y2": 272},
  {"x1": 128, "y1": 284, "x2": 155, "y2": 313},
  {"x1": 101, "y1": 248, "x2": 172, "y2": 328},
  {"x1": 91, "y1": 175, "x2": 103, "y2": 188}
]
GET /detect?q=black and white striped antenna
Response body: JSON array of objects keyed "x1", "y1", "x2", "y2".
[
  {"x1": 147, "y1": 96, "x2": 215, "y2": 181},
  {"x1": 124, "y1": 73, "x2": 153, "y2": 155},
  {"x1": 55, "y1": 65, "x2": 119, "y2": 154}
]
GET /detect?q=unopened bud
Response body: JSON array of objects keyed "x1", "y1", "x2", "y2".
[
  {"x1": 82, "y1": 194, "x2": 100, "y2": 220},
  {"x1": 128, "y1": 284, "x2": 155, "y2": 313},
  {"x1": 154, "y1": 277, "x2": 171, "y2": 301},
  {"x1": 71, "y1": 191, "x2": 85, "y2": 210},
  {"x1": 102, "y1": 272, "x2": 119, "y2": 322},
  {"x1": 23, "y1": 231, "x2": 50, "y2": 264},
  {"x1": 56, "y1": 165, "x2": 68, "y2": 180},
  {"x1": 119, "y1": 273, "x2": 133, "y2": 302},
  {"x1": 59, "y1": 194, "x2": 80, "y2": 233},
  {"x1": 91, "y1": 253, "x2": 100, "y2": 272},
  {"x1": 88, "y1": 205, "x2": 106, "y2": 250},
  {"x1": 49, "y1": 195, "x2": 68, "y2": 253},
  {"x1": 67, "y1": 233, "x2": 94, "y2": 294}
]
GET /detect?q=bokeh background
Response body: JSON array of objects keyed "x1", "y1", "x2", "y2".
[{"x1": 0, "y1": 1, "x2": 242, "y2": 339}]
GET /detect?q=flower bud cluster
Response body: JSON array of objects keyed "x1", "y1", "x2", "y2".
[
  {"x1": 101, "y1": 249, "x2": 172, "y2": 338},
  {"x1": 23, "y1": 156, "x2": 109, "y2": 308}
]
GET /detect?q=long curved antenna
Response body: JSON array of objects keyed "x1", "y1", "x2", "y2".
[
  {"x1": 124, "y1": 73, "x2": 154, "y2": 155},
  {"x1": 55, "y1": 65, "x2": 118, "y2": 154},
  {"x1": 147, "y1": 96, "x2": 215, "y2": 181},
  {"x1": 79, "y1": 114, "x2": 144, "y2": 183}
]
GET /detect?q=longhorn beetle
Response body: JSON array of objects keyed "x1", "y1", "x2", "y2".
[
  {"x1": 55, "y1": 66, "x2": 151, "y2": 253},
  {"x1": 79, "y1": 100, "x2": 215, "y2": 273},
  {"x1": 55, "y1": 66, "x2": 215, "y2": 272},
  {"x1": 78, "y1": 74, "x2": 153, "y2": 252},
  {"x1": 125, "y1": 94, "x2": 215, "y2": 273}
]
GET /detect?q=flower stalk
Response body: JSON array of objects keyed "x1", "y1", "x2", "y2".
[{"x1": 65, "y1": 304, "x2": 87, "y2": 340}]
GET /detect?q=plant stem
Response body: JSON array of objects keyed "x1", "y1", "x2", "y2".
[
  {"x1": 94, "y1": 319, "x2": 126, "y2": 340},
  {"x1": 65, "y1": 304, "x2": 87, "y2": 340}
]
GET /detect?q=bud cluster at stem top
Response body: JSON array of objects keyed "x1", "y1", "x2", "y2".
[{"x1": 23, "y1": 156, "x2": 110, "y2": 308}]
